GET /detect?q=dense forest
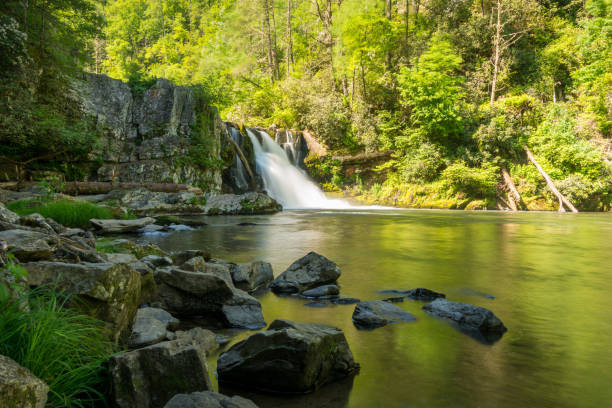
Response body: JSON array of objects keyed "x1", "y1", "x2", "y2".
[{"x1": 1, "y1": 0, "x2": 611, "y2": 210}]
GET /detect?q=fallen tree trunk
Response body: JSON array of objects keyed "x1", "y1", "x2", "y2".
[
  {"x1": 62, "y1": 182, "x2": 202, "y2": 195},
  {"x1": 500, "y1": 164, "x2": 522, "y2": 211},
  {"x1": 523, "y1": 146, "x2": 578, "y2": 213},
  {"x1": 224, "y1": 130, "x2": 259, "y2": 192}
]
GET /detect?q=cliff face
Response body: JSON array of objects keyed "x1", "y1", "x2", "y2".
[{"x1": 76, "y1": 73, "x2": 224, "y2": 191}]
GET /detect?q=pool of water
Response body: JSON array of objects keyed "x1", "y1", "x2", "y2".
[{"x1": 140, "y1": 209, "x2": 612, "y2": 408}]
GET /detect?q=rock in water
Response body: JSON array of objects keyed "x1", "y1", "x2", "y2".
[
  {"x1": 90, "y1": 217, "x2": 156, "y2": 234},
  {"x1": 164, "y1": 392, "x2": 258, "y2": 408},
  {"x1": 422, "y1": 298, "x2": 507, "y2": 343},
  {"x1": 302, "y1": 284, "x2": 340, "y2": 298},
  {"x1": 352, "y1": 300, "x2": 416, "y2": 330},
  {"x1": 230, "y1": 261, "x2": 274, "y2": 292},
  {"x1": 378, "y1": 287, "x2": 445, "y2": 301},
  {"x1": 0, "y1": 355, "x2": 49, "y2": 408},
  {"x1": 217, "y1": 320, "x2": 358, "y2": 393},
  {"x1": 205, "y1": 192, "x2": 282, "y2": 215},
  {"x1": 270, "y1": 252, "x2": 341, "y2": 294},
  {"x1": 110, "y1": 338, "x2": 212, "y2": 408}
]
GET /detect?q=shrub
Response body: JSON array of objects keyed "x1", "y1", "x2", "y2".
[
  {"x1": 7, "y1": 199, "x2": 112, "y2": 228},
  {"x1": 441, "y1": 161, "x2": 500, "y2": 198},
  {"x1": 399, "y1": 143, "x2": 445, "y2": 183},
  {"x1": 0, "y1": 288, "x2": 115, "y2": 408}
]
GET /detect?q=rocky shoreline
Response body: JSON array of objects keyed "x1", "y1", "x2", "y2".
[{"x1": 0, "y1": 190, "x2": 507, "y2": 408}]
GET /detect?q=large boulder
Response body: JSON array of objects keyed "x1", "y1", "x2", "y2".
[
  {"x1": 101, "y1": 189, "x2": 207, "y2": 216},
  {"x1": 217, "y1": 319, "x2": 359, "y2": 393},
  {"x1": 352, "y1": 300, "x2": 416, "y2": 330},
  {"x1": 96, "y1": 238, "x2": 167, "y2": 259},
  {"x1": 230, "y1": 261, "x2": 273, "y2": 293},
  {"x1": 25, "y1": 261, "x2": 150, "y2": 342},
  {"x1": 19, "y1": 213, "x2": 65, "y2": 234},
  {"x1": 129, "y1": 307, "x2": 179, "y2": 349},
  {"x1": 0, "y1": 355, "x2": 48, "y2": 408},
  {"x1": 205, "y1": 192, "x2": 281, "y2": 215},
  {"x1": 0, "y1": 230, "x2": 55, "y2": 262},
  {"x1": 109, "y1": 337, "x2": 212, "y2": 408},
  {"x1": 422, "y1": 299, "x2": 507, "y2": 343},
  {"x1": 0, "y1": 203, "x2": 20, "y2": 224},
  {"x1": 164, "y1": 392, "x2": 258, "y2": 408},
  {"x1": 90, "y1": 217, "x2": 156, "y2": 234},
  {"x1": 156, "y1": 267, "x2": 265, "y2": 329},
  {"x1": 270, "y1": 252, "x2": 341, "y2": 294}
]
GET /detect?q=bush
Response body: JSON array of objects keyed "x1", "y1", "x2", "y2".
[
  {"x1": 441, "y1": 161, "x2": 500, "y2": 198},
  {"x1": 7, "y1": 199, "x2": 112, "y2": 228},
  {"x1": 399, "y1": 142, "x2": 445, "y2": 183},
  {"x1": 0, "y1": 288, "x2": 115, "y2": 408}
]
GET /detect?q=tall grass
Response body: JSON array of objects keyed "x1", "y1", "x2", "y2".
[
  {"x1": 0, "y1": 288, "x2": 116, "y2": 407},
  {"x1": 7, "y1": 199, "x2": 112, "y2": 228}
]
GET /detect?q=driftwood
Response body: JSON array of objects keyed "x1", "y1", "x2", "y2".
[
  {"x1": 224, "y1": 129, "x2": 259, "y2": 192},
  {"x1": 500, "y1": 164, "x2": 522, "y2": 211},
  {"x1": 523, "y1": 146, "x2": 578, "y2": 213}
]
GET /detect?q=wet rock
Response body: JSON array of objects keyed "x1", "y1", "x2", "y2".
[
  {"x1": 230, "y1": 261, "x2": 273, "y2": 293},
  {"x1": 109, "y1": 337, "x2": 212, "y2": 408},
  {"x1": 170, "y1": 249, "x2": 208, "y2": 266},
  {"x1": 302, "y1": 284, "x2": 340, "y2": 298},
  {"x1": 0, "y1": 203, "x2": 20, "y2": 224},
  {"x1": 140, "y1": 255, "x2": 173, "y2": 268},
  {"x1": 0, "y1": 230, "x2": 55, "y2": 262},
  {"x1": 91, "y1": 217, "x2": 156, "y2": 234},
  {"x1": 304, "y1": 301, "x2": 329, "y2": 308},
  {"x1": 422, "y1": 299, "x2": 507, "y2": 343},
  {"x1": 331, "y1": 297, "x2": 361, "y2": 305},
  {"x1": 129, "y1": 307, "x2": 179, "y2": 348},
  {"x1": 155, "y1": 215, "x2": 208, "y2": 227},
  {"x1": 164, "y1": 391, "x2": 258, "y2": 408},
  {"x1": 378, "y1": 288, "x2": 445, "y2": 301},
  {"x1": 382, "y1": 296, "x2": 405, "y2": 303},
  {"x1": 0, "y1": 355, "x2": 49, "y2": 408},
  {"x1": 139, "y1": 224, "x2": 166, "y2": 234},
  {"x1": 205, "y1": 192, "x2": 282, "y2": 215},
  {"x1": 217, "y1": 319, "x2": 359, "y2": 393},
  {"x1": 352, "y1": 300, "x2": 416, "y2": 330},
  {"x1": 270, "y1": 252, "x2": 341, "y2": 294},
  {"x1": 26, "y1": 262, "x2": 147, "y2": 342},
  {"x1": 155, "y1": 268, "x2": 265, "y2": 329}
]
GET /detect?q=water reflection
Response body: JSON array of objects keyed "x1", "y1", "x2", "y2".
[{"x1": 141, "y1": 209, "x2": 612, "y2": 408}]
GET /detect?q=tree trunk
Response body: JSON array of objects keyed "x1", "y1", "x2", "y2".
[
  {"x1": 405, "y1": 0, "x2": 410, "y2": 52},
  {"x1": 501, "y1": 164, "x2": 523, "y2": 211},
  {"x1": 490, "y1": 0, "x2": 502, "y2": 106},
  {"x1": 286, "y1": 0, "x2": 294, "y2": 76},
  {"x1": 523, "y1": 146, "x2": 578, "y2": 213},
  {"x1": 262, "y1": 0, "x2": 278, "y2": 82},
  {"x1": 385, "y1": 0, "x2": 392, "y2": 71},
  {"x1": 224, "y1": 131, "x2": 259, "y2": 192}
]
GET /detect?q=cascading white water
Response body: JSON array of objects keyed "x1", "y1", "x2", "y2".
[{"x1": 246, "y1": 128, "x2": 356, "y2": 209}]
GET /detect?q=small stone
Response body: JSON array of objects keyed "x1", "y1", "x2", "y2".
[
  {"x1": 352, "y1": 300, "x2": 416, "y2": 330},
  {"x1": 270, "y1": 252, "x2": 341, "y2": 294},
  {"x1": 302, "y1": 284, "x2": 340, "y2": 298}
]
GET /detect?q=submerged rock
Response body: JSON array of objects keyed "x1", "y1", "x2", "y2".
[
  {"x1": 331, "y1": 297, "x2": 361, "y2": 305},
  {"x1": 352, "y1": 300, "x2": 416, "y2": 330},
  {"x1": 378, "y1": 287, "x2": 445, "y2": 301},
  {"x1": 230, "y1": 261, "x2": 274, "y2": 293},
  {"x1": 164, "y1": 391, "x2": 258, "y2": 408},
  {"x1": 109, "y1": 337, "x2": 212, "y2": 408},
  {"x1": 205, "y1": 192, "x2": 281, "y2": 215},
  {"x1": 302, "y1": 284, "x2": 340, "y2": 298},
  {"x1": 217, "y1": 319, "x2": 359, "y2": 393},
  {"x1": 422, "y1": 298, "x2": 507, "y2": 343},
  {"x1": 0, "y1": 355, "x2": 49, "y2": 408},
  {"x1": 90, "y1": 217, "x2": 156, "y2": 234},
  {"x1": 270, "y1": 252, "x2": 341, "y2": 294}
]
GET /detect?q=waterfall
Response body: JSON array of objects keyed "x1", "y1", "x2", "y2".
[
  {"x1": 246, "y1": 128, "x2": 355, "y2": 209},
  {"x1": 229, "y1": 127, "x2": 249, "y2": 192}
]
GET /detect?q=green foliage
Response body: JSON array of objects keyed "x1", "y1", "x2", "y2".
[
  {"x1": 0, "y1": 288, "x2": 115, "y2": 408},
  {"x1": 441, "y1": 161, "x2": 500, "y2": 198},
  {"x1": 0, "y1": 255, "x2": 28, "y2": 303},
  {"x1": 399, "y1": 143, "x2": 445, "y2": 183},
  {"x1": 7, "y1": 200, "x2": 113, "y2": 228}
]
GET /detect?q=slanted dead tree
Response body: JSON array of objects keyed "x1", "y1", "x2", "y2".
[
  {"x1": 523, "y1": 146, "x2": 578, "y2": 213},
  {"x1": 500, "y1": 164, "x2": 523, "y2": 211},
  {"x1": 224, "y1": 129, "x2": 259, "y2": 192}
]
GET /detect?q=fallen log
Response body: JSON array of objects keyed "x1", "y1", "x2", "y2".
[
  {"x1": 224, "y1": 129, "x2": 259, "y2": 192},
  {"x1": 500, "y1": 165, "x2": 522, "y2": 211},
  {"x1": 62, "y1": 182, "x2": 202, "y2": 195},
  {"x1": 523, "y1": 146, "x2": 578, "y2": 213}
]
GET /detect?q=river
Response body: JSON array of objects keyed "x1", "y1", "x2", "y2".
[{"x1": 140, "y1": 209, "x2": 612, "y2": 408}]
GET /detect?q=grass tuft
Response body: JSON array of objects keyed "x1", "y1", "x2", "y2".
[{"x1": 7, "y1": 199, "x2": 113, "y2": 228}]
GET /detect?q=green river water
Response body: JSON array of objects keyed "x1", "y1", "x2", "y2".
[{"x1": 141, "y1": 209, "x2": 612, "y2": 408}]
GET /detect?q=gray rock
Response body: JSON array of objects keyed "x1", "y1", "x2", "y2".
[
  {"x1": 156, "y1": 268, "x2": 265, "y2": 329},
  {"x1": 205, "y1": 192, "x2": 282, "y2": 215},
  {"x1": 231, "y1": 261, "x2": 273, "y2": 293},
  {"x1": 217, "y1": 319, "x2": 359, "y2": 393},
  {"x1": 109, "y1": 338, "x2": 212, "y2": 408},
  {"x1": 129, "y1": 307, "x2": 179, "y2": 348},
  {"x1": 0, "y1": 355, "x2": 49, "y2": 408},
  {"x1": 19, "y1": 213, "x2": 65, "y2": 234},
  {"x1": 0, "y1": 229, "x2": 55, "y2": 262},
  {"x1": 170, "y1": 249, "x2": 207, "y2": 266},
  {"x1": 104, "y1": 253, "x2": 139, "y2": 264},
  {"x1": 140, "y1": 255, "x2": 173, "y2": 268},
  {"x1": 164, "y1": 392, "x2": 258, "y2": 408},
  {"x1": 331, "y1": 297, "x2": 361, "y2": 305},
  {"x1": 352, "y1": 300, "x2": 416, "y2": 330},
  {"x1": 180, "y1": 257, "x2": 233, "y2": 285},
  {"x1": 103, "y1": 189, "x2": 208, "y2": 217},
  {"x1": 173, "y1": 327, "x2": 218, "y2": 356},
  {"x1": 378, "y1": 288, "x2": 445, "y2": 301},
  {"x1": 0, "y1": 203, "x2": 20, "y2": 224},
  {"x1": 422, "y1": 299, "x2": 507, "y2": 343},
  {"x1": 302, "y1": 284, "x2": 340, "y2": 298},
  {"x1": 90, "y1": 217, "x2": 156, "y2": 234},
  {"x1": 60, "y1": 228, "x2": 96, "y2": 249},
  {"x1": 139, "y1": 224, "x2": 167, "y2": 233},
  {"x1": 270, "y1": 252, "x2": 341, "y2": 294}
]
